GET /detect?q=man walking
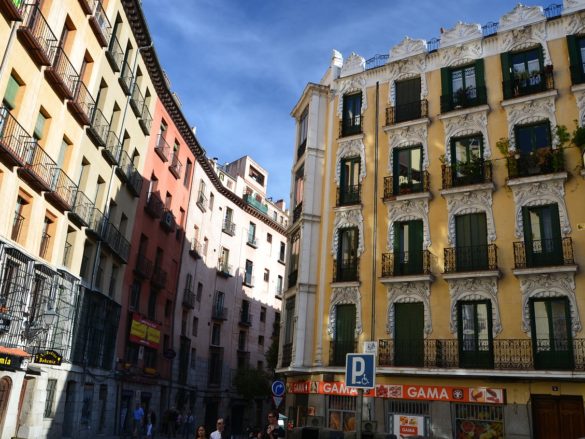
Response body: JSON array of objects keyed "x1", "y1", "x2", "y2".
[
  {"x1": 211, "y1": 418, "x2": 225, "y2": 439},
  {"x1": 133, "y1": 403, "x2": 145, "y2": 439}
]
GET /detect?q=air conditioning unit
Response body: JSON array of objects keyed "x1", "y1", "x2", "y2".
[
  {"x1": 362, "y1": 420, "x2": 378, "y2": 433},
  {"x1": 306, "y1": 416, "x2": 324, "y2": 428}
]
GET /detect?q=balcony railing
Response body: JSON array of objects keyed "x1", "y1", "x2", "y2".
[
  {"x1": 169, "y1": 153, "x2": 182, "y2": 179},
  {"x1": 442, "y1": 160, "x2": 492, "y2": 189},
  {"x1": 440, "y1": 85, "x2": 487, "y2": 113},
  {"x1": 11, "y1": 213, "x2": 24, "y2": 241},
  {"x1": 68, "y1": 81, "x2": 95, "y2": 126},
  {"x1": 118, "y1": 59, "x2": 133, "y2": 95},
  {"x1": 45, "y1": 46, "x2": 79, "y2": 100},
  {"x1": 381, "y1": 250, "x2": 431, "y2": 277},
  {"x1": 88, "y1": 0, "x2": 111, "y2": 47},
  {"x1": 330, "y1": 340, "x2": 358, "y2": 367},
  {"x1": 506, "y1": 148, "x2": 564, "y2": 179},
  {"x1": 444, "y1": 244, "x2": 498, "y2": 273},
  {"x1": 87, "y1": 207, "x2": 107, "y2": 240},
  {"x1": 104, "y1": 221, "x2": 130, "y2": 262},
  {"x1": 18, "y1": 141, "x2": 56, "y2": 192},
  {"x1": 46, "y1": 167, "x2": 77, "y2": 212},
  {"x1": 336, "y1": 184, "x2": 361, "y2": 206},
  {"x1": 281, "y1": 343, "x2": 292, "y2": 367},
  {"x1": 18, "y1": 3, "x2": 57, "y2": 66},
  {"x1": 106, "y1": 34, "x2": 124, "y2": 72},
  {"x1": 570, "y1": 64, "x2": 585, "y2": 86},
  {"x1": 0, "y1": 107, "x2": 32, "y2": 167},
  {"x1": 293, "y1": 202, "x2": 302, "y2": 223},
  {"x1": 130, "y1": 83, "x2": 145, "y2": 117},
  {"x1": 247, "y1": 236, "x2": 257, "y2": 248},
  {"x1": 386, "y1": 100, "x2": 428, "y2": 125},
  {"x1": 154, "y1": 134, "x2": 171, "y2": 162},
  {"x1": 189, "y1": 238, "x2": 203, "y2": 259},
  {"x1": 115, "y1": 149, "x2": 132, "y2": 183},
  {"x1": 134, "y1": 253, "x2": 152, "y2": 279},
  {"x1": 196, "y1": 191, "x2": 207, "y2": 212},
  {"x1": 145, "y1": 192, "x2": 164, "y2": 219},
  {"x1": 127, "y1": 169, "x2": 143, "y2": 198},
  {"x1": 243, "y1": 274, "x2": 255, "y2": 287},
  {"x1": 333, "y1": 259, "x2": 359, "y2": 282},
  {"x1": 87, "y1": 107, "x2": 109, "y2": 147},
  {"x1": 378, "y1": 338, "x2": 585, "y2": 371},
  {"x1": 151, "y1": 265, "x2": 168, "y2": 289},
  {"x1": 513, "y1": 237, "x2": 574, "y2": 269},
  {"x1": 216, "y1": 261, "x2": 232, "y2": 277},
  {"x1": 69, "y1": 190, "x2": 94, "y2": 228},
  {"x1": 182, "y1": 287, "x2": 195, "y2": 309},
  {"x1": 39, "y1": 232, "x2": 51, "y2": 259},
  {"x1": 102, "y1": 130, "x2": 121, "y2": 165},
  {"x1": 239, "y1": 312, "x2": 252, "y2": 326},
  {"x1": 503, "y1": 66, "x2": 554, "y2": 100},
  {"x1": 339, "y1": 116, "x2": 362, "y2": 137},
  {"x1": 383, "y1": 171, "x2": 430, "y2": 199},
  {"x1": 1, "y1": 0, "x2": 26, "y2": 20},
  {"x1": 62, "y1": 242, "x2": 72, "y2": 266},
  {"x1": 139, "y1": 104, "x2": 152, "y2": 135},
  {"x1": 211, "y1": 306, "x2": 228, "y2": 320},
  {"x1": 243, "y1": 193, "x2": 268, "y2": 214},
  {"x1": 222, "y1": 218, "x2": 235, "y2": 235}
]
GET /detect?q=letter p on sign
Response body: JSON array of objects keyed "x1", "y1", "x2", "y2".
[
  {"x1": 345, "y1": 353, "x2": 375, "y2": 389},
  {"x1": 351, "y1": 357, "x2": 365, "y2": 383}
]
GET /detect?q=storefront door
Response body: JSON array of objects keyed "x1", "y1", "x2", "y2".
[{"x1": 532, "y1": 395, "x2": 585, "y2": 439}]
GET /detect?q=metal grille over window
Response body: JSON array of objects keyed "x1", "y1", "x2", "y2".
[
  {"x1": 453, "y1": 403, "x2": 504, "y2": 438},
  {"x1": 387, "y1": 400, "x2": 430, "y2": 437},
  {"x1": 328, "y1": 395, "x2": 356, "y2": 431}
]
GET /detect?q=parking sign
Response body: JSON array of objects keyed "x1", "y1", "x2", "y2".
[{"x1": 345, "y1": 353, "x2": 375, "y2": 389}]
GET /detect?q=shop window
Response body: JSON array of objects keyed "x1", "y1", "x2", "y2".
[
  {"x1": 44, "y1": 379, "x2": 57, "y2": 418},
  {"x1": 387, "y1": 400, "x2": 430, "y2": 437},
  {"x1": 453, "y1": 403, "x2": 504, "y2": 438},
  {"x1": 328, "y1": 395, "x2": 356, "y2": 432}
]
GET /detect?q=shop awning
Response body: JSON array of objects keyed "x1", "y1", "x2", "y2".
[{"x1": 0, "y1": 347, "x2": 30, "y2": 357}]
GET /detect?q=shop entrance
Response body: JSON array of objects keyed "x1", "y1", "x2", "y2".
[{"x1": 532, "y1": 395, "x2": 585, "y2": 439}]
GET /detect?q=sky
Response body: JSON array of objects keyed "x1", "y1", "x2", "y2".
[{"x1": 141, "y1": 0, "x2": 535, "y2": 203}]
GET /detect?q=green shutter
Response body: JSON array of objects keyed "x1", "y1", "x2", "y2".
[
  {"x1": 501, "y1": 52, "x2": 512, "y2": 99},
  {"x1": 3, "y1": 75, "x2": 20, "y2": 110},
  {"x1": 522, "y1": 207, "x2": 534, "y2": 266},
  {"x1": 34, "y1": 112, "x2": 46, "y2": 140},
  {"x1": 440, "y1": 67, "x2": 451, "y2": 111},
  {"x1": 538, "y1": 45, "x2": 545, "y2": 69},
  {"x1": 567, "y1": 35, "x2": 581, "y2": 83},
  {"x1": 475, "y1": 59, "x2": 485, "y2": 87}
]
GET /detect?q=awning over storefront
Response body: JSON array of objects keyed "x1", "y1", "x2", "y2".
[{"x1": 0, "y1": 346, "x2": 30, "y2": 357}]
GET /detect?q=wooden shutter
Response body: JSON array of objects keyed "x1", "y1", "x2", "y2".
[
  {"x1": 3, "y1": 75, "x2": 20, "y2": 110},
  {"x1": 501, "y1": 52, "x2": 511, "y2": 98}
]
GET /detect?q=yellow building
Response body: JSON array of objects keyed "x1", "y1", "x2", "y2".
[{"x1": 280, "y1": 2, "x2": 585, "y2": 438}]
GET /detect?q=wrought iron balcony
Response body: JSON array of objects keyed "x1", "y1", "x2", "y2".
[
  {"x1": 11, "y1": 213, "x2": 24, "y2": 241},
  {"x1": 247, "y1": 236, "x2": 257, "y2": 248},
  {"x1": 62, "y1": 242, "x2": 72, "y2": 267},
  {"x1": 182, "y1": 287, "x2": 195, "y2": 309},
  {"x1": 440, "y1": 85, "x2": 487, "y2": 113},
  {"x1": 102, "y1": 130, "x2": 121, "y2": 165},
  {"x1": 127, "y1": 169, "x2": 143, "y2": 198},
  {"x1": 288, "y1": 270, "x2": 298, "y2": 288},
  {"x1": 18, "y1": 141, "x2": 56, "y2": 192},
  {"x1": 130, "y1": 83, "x2": 145, "y2": 117},
  {"x1": 381, "y1": 250, "x2": 431, "y2": 277},
  {"x1": 281, "y1": 343, "x2": 292, "y2": 367},
  {"x1": 134, "y1": 253, "x2": 152, "y2": 279},
  {"x1": 222, "y1": 218, "x2": 235, "y2": 235},
  {"x1": 570, "y1": 63, "x2": 585, "y2": 86},
  {"x1": 386, "y1": 99, "x2": 428, "y2": 125},
  {"x1": 336, "y1": 184, "x2": 361, "y2": 206},
  {"x1": 378, "y1": 338, "x2": 585, "y2": 371},
  {"x1": 0, "y1": 107, "x2": 33, "y2": 167},
  {"x1": 169, "y1": 153, "x2": 182, "y2": 179},
  {"x1": 189, "y1": 238, "x2": 203, "y2": 259},
  {"x1": 139, "y1": 104, "x2": 152, "y2": 135},
  {"x1": 87, "y1": 207, "x2": 107, "y2": 240},
  {"x1": 151, "y1": 265, "x2": 168, "y2": 289},
  {"x1": 506, "y1": 148, "x2": 564, "y2": 179},
  {"x1": 513, "y1": 237, "x2": 574, "y2": 269},
  {"x1": 333, "y1": 259, "x2": 359, "y2": 282},
  {"x1": 154, "y1": 134, "x2": 171, "y2": 162},
  {"x1": 68, "y1": 81, "x2": 95, "y2": 126},
  {"x1": 212, "y1": 305, "x2": 228, "y2": 320},
  {"x1": 118, "y1": 59, "x2": 133, "y2": 95},
  {"x1": 106, "y1": 34, "x2": 124, "y2": 72},
  {"x1": 196, "y1": 191, "x2": 207, "y2": 212},
  {"x1": 46, "y1": 167, "x2": 77, "y2": 212},
  {"x1": 293, "y1": 202, "x2": 302, "y2": 223},
  {"x1": 104, "y1": 221, "x2": 130, "y2": 263},
  {"x1": 39, "y1": 232, "x2": 51, "y2": 259},
  {"x1": 243, "y1": 193, "x2": 268, "y2": 214},
  {"x1": 87, "y1": 107, "x2": 109, "y2": 147},
  {"x1": 115, "y1": 149, "x2": 132, "y2": 183},
  {"x1": 339, "y1": 115, "x2": 362, "y2": 137},
  {"x1": 239, "y1": 312, "x2": 252, "y2": 326},
  {"x1": 444, "y1": 244, "x2": 498, "y2": 273},
  {"x1": 216, "y1": 261, "x2": 232, "y2": 278},
  {"x1": 383, "y1": 171, "x2": 430, "y2": 199},
  {"x1": 17, "y1": 3, "x2": 57, "y2": 66},
  {"x1": 88, "y1": 0, "x2": 111, "y2": 47},
  {"x1": 0, "y1": 0, "x2": 26, "y2": 21},
  {"x1": 243, "y1": 274, "x2": 255, "y2": 287},
  {"x1": 502, "y1": 66, "x2": 554, "y2": 100},
  {"x1": 45, "y1": 46, "x2": 79, "y2": 100},
  {"x1": 69, "y1": 190, "x2": 94, "y2": 228},
  {"x1": 330, "y1": 340, "x2": 358, "y2": 367},
  {"x1": 441, "y1": 160, "x2": 492, "y2": 189},
  {"x1": 145, "y1": 192, "x2": 164, "y2": 219}
]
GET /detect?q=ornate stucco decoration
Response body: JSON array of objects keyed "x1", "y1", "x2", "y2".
[
  {"x1": 332, "y1": 208, "x2": 365, "y2": 258},
  {"x1": 340, "y1": 52, "x2": 366, "y2": 78},
  {"x1": 335, "y1": 138, "x2": 366, "y2": 185},
  {"x1": 389, "y1": 36, "x2": 427, "y2": 63},
  {"x1": 499, "y1": 4, "x2": 545, "y2": 33},
  {"x1": 440, "y1": 41, "x2": 483, "y2": 68},
  {"x1": 448, "y1": 277, "x2": 502, "y2": 336},
  {"x1": 386, "y1": 56, "x2": 428, "y2": 106},
  {"x1": 336, "y1": 76, "x2": 368, "y2": 118},
  {"x1": 387, "y1": 123, "x2": 429, "y2": 171},
  {"x1": 574, "y1": 88, "x2": 585, "y2": 125},
  {"x1": 327, "y1": 286, "x2": 363, "y2": 338},
  {"x1": 444, "y1": 189, "x2": 496, "y2": 245},
  {"x1": 499, "y1": 21, "x2": 551, "y2": 65},
  {"x1": 566, "y1": 10, "x2": 585, "y2": 33},
  {"x1": 387, "y1": 198, "x2": 431, "y2": 250},
  {"x1": 509, "y1": 178, "x2": 570, "y2": 238},
  {"x1": 440, "y1": 22, "x2": 482, "y2": 48},
  {"x1": 519, "y1": 272, "x2": 581, "y2": 335},
  {"x1": 386, "y1": 282, "x2": 432, "y2": 336},
  {"x1": 564, "y1": 0, "x2": 585, "y2": 14},
  {"x1": 441, "y1": 110, "x2": 490, "y2": 164},
  {"x1": 504, "y1": 95, "x2": 558, "y2": 149}
]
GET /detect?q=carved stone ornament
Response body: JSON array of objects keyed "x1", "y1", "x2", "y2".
[
  {"x1": 336, "y1": 76, "x2": 368, "y2": 118},
  {"x1": 335, "y1": 138, "x2": 366, "y2": 185},
  {"x1": 340, "y1": 52, "x2": 366, "y2": 78},
  {"x1": 574, "y1": 89, "x2": 585, "y2": 126},
  {"x1": 445, "y1": 189, "x2": 496, "y2": 245},
  {"x1": 388, "y1": 123, "x2": 429, "y2": 171},
  {"x1": 500, "y1": 21, "x2": 551, "y2": 65},
  {"x1": 447, "y1": 277, "x2": 502, "y2": 336},
  {"x1": 442, "y1": 110, "x2": 491, "y2": 164},
  {"x1": 327, "y1": 286, "x2": 363, "y2": 338},
  {"x1": 332, "y1": 208, "x2": 365, "y2": 258},
  {"x1": 499, "y1": 4, "x2": 545, "y2": 33},
  {"x1": 389, "y1": 36, "x2": 427, "y2": 63},
  {"x1": 387, "y1": 56, "x2": 428, "y2": 105},
  {"x1": 440, "y1": 22, "x2": 482, "y2": 48},
  {"x1": 510, "y1": 178, "x2": 570, "y2": 238},
  {"x1": 387, "y1": 198, "x2": 431, "y2": 250},
  {"x1": 566, "y1": 10, "x2": 585, "y2": 33},
  {"x1": 386, "y1": 282, "x2": 432, "y2": 336},
  {"x1": 505, "y1": 96, "x2": 558, "y2": 150},
  {"x1": 519, "y1": 272, "x2": 581, "y2": 335},
  {"x1": 440, "y1": 41, "x2": 483, "y2": 68}
]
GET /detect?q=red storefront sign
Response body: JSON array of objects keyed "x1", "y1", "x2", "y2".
[{"x1": 286, "y1": 381, "x2": 505, "y2": 404}]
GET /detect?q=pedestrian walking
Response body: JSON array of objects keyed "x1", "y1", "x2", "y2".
[
  {"x1": 133, "y1": 403, "x2": 145, "y2": 439},
  {"x1": 196, "y1": 424, "x2": 207, "y2": 439},
  {"x1": 210, "y1": 418, "x2": 225, "y2": 439}
]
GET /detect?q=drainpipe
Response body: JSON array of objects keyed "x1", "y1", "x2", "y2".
[
  {"x1": 0, "y1": 21, "x2": 19, "y2": 81},
  {"x1": 371, "y1": 82, "x2": 379, "y2": 342}
]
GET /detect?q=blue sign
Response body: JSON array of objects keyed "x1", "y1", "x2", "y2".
[
  {"x1": 272, "y1": 380, "x2": 286, "y2": 397},
  {"x1": 345, "y1": 353, "x2": 375, "y2": 389}
]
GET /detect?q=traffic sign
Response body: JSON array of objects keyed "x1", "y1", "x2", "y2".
[
  {"x1": 272, "y1": 380, "x2": 286, "y2": 397},
  {"x1": 345, "y1": 353, "x2": 375, "y2": 389}
]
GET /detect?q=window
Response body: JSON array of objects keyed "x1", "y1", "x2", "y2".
[
  {"x1": 440, "y1": 60, "x2": 485, "y2": 112},
  {"x1": 267, "y1": 233, "x2": 272, "y2": 243},
  {"x1": 248, "y1": 222, "x2": 256, "y2": 246},
  {"x1": 211, "y1": 323, "x2": 221, "y2": 346},
  {"x1": 257, "y1": 360, "x2": 264, "y2": 370},
  {"x1": 208, "y1": 347, "x2": 223, "y2": 385},
  {"x1": 192, "y1": 316, "x2": 198, "y2": 336},
  {"x1": 515, "y1": 122, "x2": 551, "y2": 155},
  {"x1": 332, "y1": 304, "x2": 356, "y2": 366},
  {"x1": 249, "y1": 166, "x2": 265, "y2": 186},
  {"x1": 39, "y1": 216, "x2": 53, "y2": 259},
  {"x1": 530, "y1": 297, "x2": 573, "y2": 369},
  {"x1": 341, "y1": 93, "x2": 362, "y2": 136},
  {"x1": 394, "y1": 303, "x2": 424, "y2": 367},
  {"x1": 263, "y1": 269, "x2": 269, "y2": 283},
  {"x1": 450, "y1": 135, "x2": 484, "y2": 186},
  {"x1": 203, "y1": 238, "x2": 209, "y2": 257},
  {"x1": 280, "y1": 242, "x2": 286, "y2": 262},
  {"x1": 454, "y1": 404, "x2": 503, "y2": 439},
  {"x1": 196, "y1": 282, "x2": 203, "y2": 302},
  {"x1": 244, "y1": 260, "x2": 253, "y2": 286},
  {"x1": 298, "y1": 107, "x2": 308, "y2": 148},
  {"x1": 3, "y1": 73, "x2": 22, "y2": 111},
  {"x1": 33, "y1": 109, "x2": 49, "y2": 143},
  {"x1": 288, "y1": 234, "x2": 299, "y2": 286},
  {"x1": 277, "y1": 276, "x2": 283, "y2": 294},
  {"x1": 567, "y1": 35, "x2": 585, "y2": 84},
  {"x1": 260, "y1": 306, "x2": 266, "y2": 322},
  {"x1": 44, "y1": 379, "x2": 57, "y2": 418},
  {"x1": 394, "y1": 77, "x2": 421, "y2": 122},
  {"x1": 394, "y1": 220, "x2": 423, "y2": 275},
  {"x1": 209, "y1": 193, "x2": 214, "y2": 210},
  {"x1": 241, "y1": 300, "x2": 250, "y2": 324},
  {"x1": 339, "y1": 157, "x2": 360, "y2": 205},
  {"x1": 457, "y1": 300, "x2": 493, "y2": 368},
  {"x1": 336, "y1": 228, "x2": 359, "y2": 282},
  {"x1": 522, "y1": 204, "x2": 563, "y2": 267},
  {"x1": 294, "y1": 166, "x2": 304, "y2": 209},
  {"x1": 190, "y1": 348, "x2": 196, "y2": 369},
  {"x1": 393, "y1": 145, "x2": 422, "y2": 195},
  {"x1": 165, "y1": 299, "x2": 172, "y2": 318},
  {"x1": 147, "y1": 290, "x2": 157, "y2": 320},
  {"x1": 284, "y1": 298, "x2": 295, "y2": 345},
  {"x1": 12, "y1": 195, "x2": 28, "y2": 242},
  {"x1": 328, "y1": 396, "x2": 356, "y2": 432},
  {"x1": 502, "y1": 46, "x2": 548, "y2": 98},
  {"x1": 258, "y1": 335, "x2": 264, "y2": 346},
  {"x1": 238, "y1": 330, "x2": 246, "y2": 351},
  {"x1": 454, "y1": 213, "x2": 488, "y2": 271},
  {"x1": 184, "y1": 159, "x2": 192, "y2": 187}
]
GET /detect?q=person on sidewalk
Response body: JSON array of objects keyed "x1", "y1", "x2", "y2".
[
  {"x1": 210, "y1": 418, "x2": 225, "y2": 439},
  {"x1": 133, "y1": 403, "x2": 145, "y2": 439},
  {"x1": 146, "y1": 408, "x2": 157, "y2": 438},
  {"x1": 258, "y1": 410, "x2": 284, "y2": 439}
]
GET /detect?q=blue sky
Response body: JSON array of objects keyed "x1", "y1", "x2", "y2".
[{"x1": 141, "y1": 0, "x2": 531, "y2": 202}]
